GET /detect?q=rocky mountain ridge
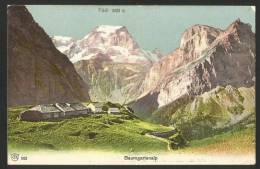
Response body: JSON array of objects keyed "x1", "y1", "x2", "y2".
[
  {"x1": 52, "y1": 25, "x2": 163, "y2": 103},
  {"x1": 130, "y1": 19, "x2": 255, "y2": 115},
  {"x1": 8, "y1": 6, "x2": 90, "y2": 106},
  {"x1": 16, "y1": 7, "x2": 255, "y2": 118},
  {"x1": 52, "y1": 25, "x2": 161, "y2": 64}
]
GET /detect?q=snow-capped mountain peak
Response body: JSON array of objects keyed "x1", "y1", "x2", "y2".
[
  {"x1": 52, "y1": 25, "x2": 161, "y2": 64},
  {"x1": 52, "y1": 36, "x2": 74, "y2": 44},
  {"x1": 96, "y1": 25, "x2": 123, "y2": 34},
  {"x1": 52, "y1": 35, "x2": 76, "y2": 54},
  {"x1": 81, "y1": 25, "x2": 125, "y2": 41}
]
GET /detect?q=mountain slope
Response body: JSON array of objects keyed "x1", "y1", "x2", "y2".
[
  {"x1": 7, "y1": 6, "x2": 90, "y2": 106},
  {"x1": 130, "y1": 19, "x2": 255, "y2": 115},
  {"x1": 152, "y1": 85, "x2": 255, "y2": 139}
]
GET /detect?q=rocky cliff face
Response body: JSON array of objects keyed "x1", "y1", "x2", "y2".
[
  {"x1": 52, "y1": 25, "x2": 159, "y2": 103},
  {"x1": 131, "y1": 19, "x2": 255, "y2": 113},
  {"x1": 74, "y1": 59, "x2": 148, "y2": 104},
  {"x1": 138, "y1": 25, "x2": 223, "y2": 97},
  {"x1": 179, "y1": 25, "x2": 223, "y2": 60},
  {"x1": 8, "y1": 6, "x2": 90, "y2": 106}
]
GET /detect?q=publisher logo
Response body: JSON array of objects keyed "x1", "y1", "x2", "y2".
[{"x1": 11, "y1": 153, "x2": 19, "y2": 161}]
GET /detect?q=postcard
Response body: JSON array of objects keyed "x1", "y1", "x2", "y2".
[{"x1": 7, "y1": 5, "x2": 255, "y2": 165}]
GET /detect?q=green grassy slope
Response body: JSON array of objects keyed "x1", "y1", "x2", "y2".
[
  {"x1": 8, "y1": 105, "x2": 173, "y2": 152},
  {"x1": 178, "y1": 126, "x2": 255, "y2": 154},
  {"x1": 152, "y1": 85, "x2": 255, "y2": 139}
]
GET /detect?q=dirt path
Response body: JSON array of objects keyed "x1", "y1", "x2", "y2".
[{"x1": 145, "y1": 134, "x2": 172, "y2": 151}]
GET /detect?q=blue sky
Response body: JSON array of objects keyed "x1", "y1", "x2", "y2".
[{"x1": 27, "y1": 5, "x2": 255, "y2": 54}]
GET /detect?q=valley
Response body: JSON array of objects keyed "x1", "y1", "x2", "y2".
[{"x1": 7, "y1": 5, "x2": 255, "y2": 159}]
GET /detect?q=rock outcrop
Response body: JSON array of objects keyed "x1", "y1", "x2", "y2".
[
  {"x1": 131, "y1": 19, "x2": 255, "y2": 114},
  {"x1": 8, "y1": 6, "x2": 90, "y2": 106},
  {"x1": 138, "y1": 25, "x2": 223, "y2": 97}
]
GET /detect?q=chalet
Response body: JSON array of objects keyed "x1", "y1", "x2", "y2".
[
  {"x1": 108, "y1": 107, "x2": 120, "y2": 115},
  {"x1": 20, "y1": 103, "x2": 92, "y2": 121},
  {"x1": 70, "y1": 103, "x2": 92, "y2": 115},
  {"x1": 86, "y1": 102, "x2": 104, "y2": 113}
]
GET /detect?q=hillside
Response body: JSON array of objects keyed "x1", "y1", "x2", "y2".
[
  {"x1": 8, "y1": 104, "x2": 255, "y2": 155},
  {"x1": 178, "y1": 126, "x2": 255, "y2": 155},
  {"x1": 8, "y1": 105, "x2": 174, "y2": 152},
  {"x1": 152, "y1": 85, "x2": 255, "y2": 139},
  {"x1": 7, "y1": 6, "x2": 90, "y2": 106}
]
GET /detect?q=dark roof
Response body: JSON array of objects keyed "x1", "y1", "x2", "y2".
[
  {"x1": 70, "y1": 103, "x2": 88, "y2": 111},
  {"x1": 30, "y1": 102, "x2": 90, "y2": 113},
  {"x1": 40, "y1": 104, "x2": 60, "y2": 113},
  {"x1": 56, "y1": 103, "x2": 74, "y2": 111}
]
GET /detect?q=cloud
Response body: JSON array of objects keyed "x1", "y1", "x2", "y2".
[{"x1": 251, "y1": 6, "x2": 255, "y2": 12}]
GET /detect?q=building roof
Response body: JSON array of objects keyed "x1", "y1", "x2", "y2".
[
  {"x1": 39, "y1": 104, "x2": 60, "y2": 113},
  {"x1": 56, "y1": 103, "x2": 74, "y2": 112},
  {"x1": 29, "y1": 102, "x2": 90, "y2": 113},
  {"x1": 70, "y1": 103, "x2": 88, "y2": 111},
  {"x1": 108, "y1": 107, "x2": 120, "y2": 112},
  {"x1": 89, "y1": 102, "x2": 104, "y2": 108},
  {"x1": 27, "y1": 102, "x2": 107, "y2": 114}
]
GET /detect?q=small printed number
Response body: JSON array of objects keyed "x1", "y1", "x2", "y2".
[
  {"x1": 21, "y1": 156, "x2": 27, "y2": 160},
  {"x1": 112, "y1": 9, "x2": 121, "y2": 12}
]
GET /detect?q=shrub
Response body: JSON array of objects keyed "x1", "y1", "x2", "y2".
[
  {"x1": 88, "y1": 132, "x2": 98, "y2": 139},
  {"x1": 169, "y1": 132, "x2": 187, "y2": 149},
  {"x1": 228, "y1": 104, "x2": 244, "y2": 115}
]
